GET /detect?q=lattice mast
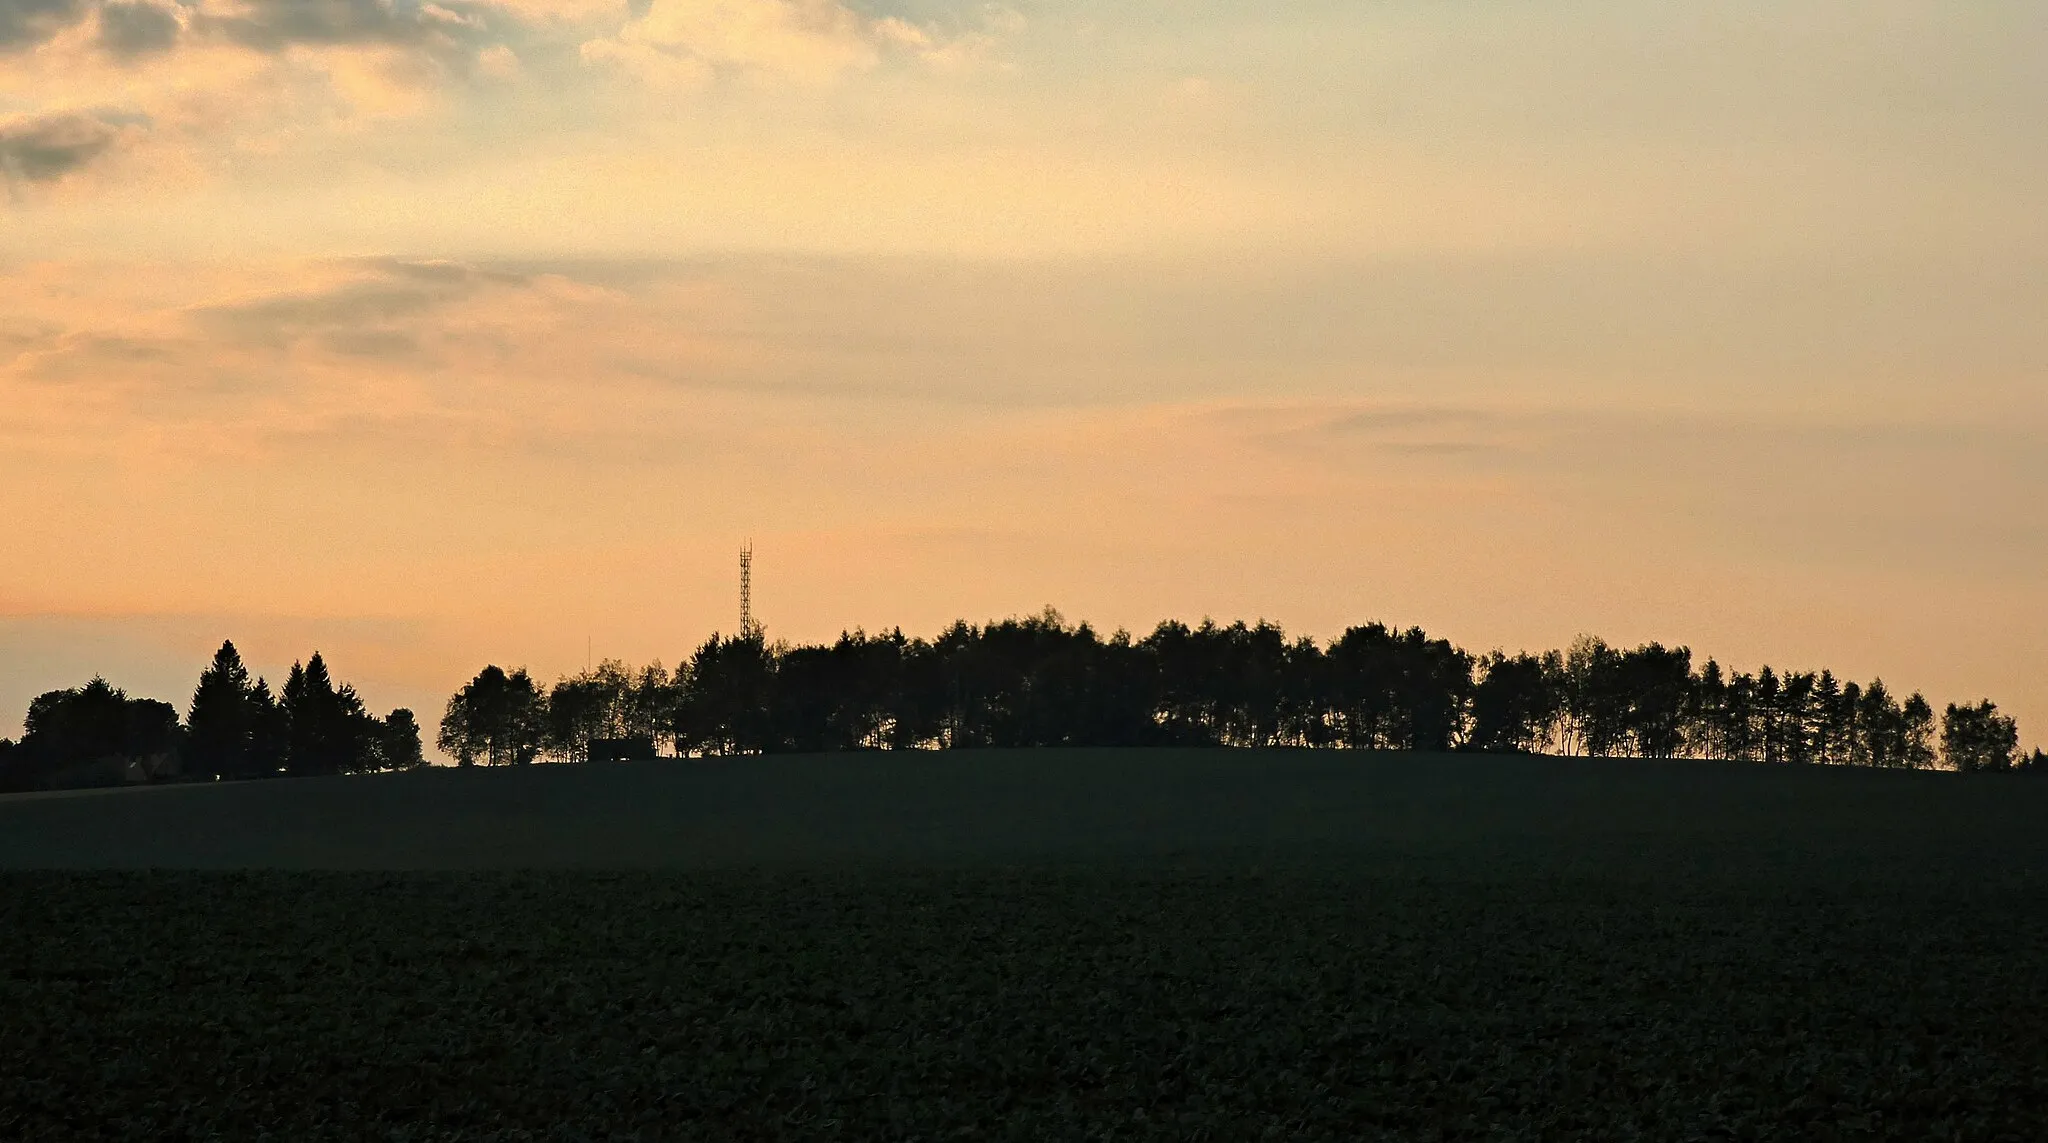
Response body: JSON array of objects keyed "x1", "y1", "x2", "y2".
[{"x1": 738, "y1": 541, "x2": 755, "y2": 640}]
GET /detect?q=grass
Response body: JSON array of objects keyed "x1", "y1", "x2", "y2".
[{"x1": 3, "y1": 750, "x2": 2047, "y2": 1140}]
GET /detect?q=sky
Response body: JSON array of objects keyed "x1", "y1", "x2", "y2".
[{"x1": 3, "y1": 0, "x2": 2045, "y2": 748}]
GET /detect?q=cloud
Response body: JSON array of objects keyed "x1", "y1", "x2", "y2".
[
  {"x1": 0, "y1": 109, "x2": 143, "y2": 184},
  {"x1": 1202, "y1": 402, "x2": 1527, "y2": 462},
  {"x1": 479, "y1": 0, "x2": 618, "y2": 22},
  {"x1": 0, "y1": 0, "x2": 86, "y2": 50},
  {"x1": 579, "y1": 0, "x2": 1007, "y2": 86},
  {"x1": 1320, "y1": 407, "x2": 1502, "y2": 435},
  {"x1": 353, "y1": 255, "x2": 526, "y2": 285},
  {"x1": 187, "y1": 258, "x2": 531, "y2": 355},
  {"x1": 96, "y1": 0, "x2": 181, "y2": 56},
  {"x1": 196, "y1": 0, "x2": 497, "y2": 55}
]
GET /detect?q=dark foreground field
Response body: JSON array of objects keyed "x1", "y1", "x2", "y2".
[{"x1": 4, "y1": 751, "x2": 2048, "y2": 1140}]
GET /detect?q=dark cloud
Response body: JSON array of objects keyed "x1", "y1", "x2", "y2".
[
  {"x1": 0, "y1": 0, "x2": 86, "y2": 50},
  {"x1": 198, "y1": 0, "x2": 493, "y2": 54},
  {"x1": 97, "y1": 0, "x2": 179, "y2": 57},
  {"x1": 0, "y1": 111, "x2": 135, "y2": 184},
  {"x1": 8, "y1": 0, "x2": 512, "y2": 69}
]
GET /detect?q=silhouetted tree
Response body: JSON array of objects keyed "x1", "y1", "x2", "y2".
[
  {"x1": 545, "y1": 674, "x2": 617, "y2": 763},
  {"x1": 1778, "y1": 671, "x2": 1818, "y2": 765},
  {"x1": 5, "y1": 678, "x2": 181, "y2": 790},
  {"x1": 1687, "y1": 660, "x2": 1730, "y2": 759},
  {"x1": 1467, "y1": 651, "x2": 1562, "y2": 754},
  {"x1": 1325, "y1": 623, "x2": 1472, "y2": 751},
  {"x1": 1814, "y1": 675, "x2": 1848, "y2": 764},
  {"x1": 1145, "y1": 619, "x2": 1224, "y2": 746},
  {"x1": 1901, "y1": 693, "x2": 1938, "y2": 769},
  {"x1": 438, "y1": 665, "x2": 545, "y2": 765},
  {"x1": 1810, "y1": 671, "x2": 1846, "y2": 765},
  {"x1": 626, "y1": 662, "x2": 675, "y2": 744},
  {"x1": 186, "y1": 639, "x2": 258, "y2": 780},
  {"x1": 1943, "y1": 700, "x2": 2019, "y2": 772},
  {"x1": 674, "y1": 634, "x2": 774, "y2": 755},
  {"x1": 379, "y1": 708, "x2": 426, "y2": 770},
  {"x1": 396, "y1": 610, "x2": 2030, "y2": 773},
  {"x1": 1619, "y1": 643, "x2": 1692, "y2": 758},
  {"x1": 248, "y1": 679, "x2": 288, "y2": 775},
  {"x1": 1561, "y1": 636, "x2": 1628, "y2": 757},
  {"x1": 283, "y1": 654, "x2": 362, "y2": 777},
  {"x1": 1858, "y1": 680, "x2": 1906, "y2": 768}
]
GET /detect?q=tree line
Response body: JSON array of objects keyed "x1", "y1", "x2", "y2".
[
  {"x1": 436, "y1": 610, "x2": 2043, "y2": 773},
  {"x1": 0, "y1": 641, "x2": 423, "y2": 792},
  {"x1": 3, "y1": 617, "x2": 2037, "y2": 792}
]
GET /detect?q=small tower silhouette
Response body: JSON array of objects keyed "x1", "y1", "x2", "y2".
[{"x1": 738, "y1": 541, "x2": 756, "y2": 640}]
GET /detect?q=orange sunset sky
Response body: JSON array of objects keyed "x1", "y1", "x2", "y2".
[{"x1": 3, "y1": 2, "x2": 2044, "y2": 747}]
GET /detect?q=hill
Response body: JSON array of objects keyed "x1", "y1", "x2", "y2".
[
  {"x1": 7, "y1": 751, "x2": 2048, "y2": 1137},
  {"x1": 2, "y1": 748, "x2": 2043, "y2": 878}
]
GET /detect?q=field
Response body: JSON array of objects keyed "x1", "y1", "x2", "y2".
[{"x1": 4, "y1": 750, "x2": 2047, "y2": 1140}]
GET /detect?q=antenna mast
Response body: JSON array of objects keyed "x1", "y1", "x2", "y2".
[{"x1": 738, "y1": 541, "x2": 755, "y2": 639}]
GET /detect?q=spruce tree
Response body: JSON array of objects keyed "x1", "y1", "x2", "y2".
[
  {"x1": 248, "y1": 679, "x2": 288, "y2": 776},
  {"x1": 186, "y1": 640, "x2": 254, "y2": 780},
  {"x1": 284, "y1": 654, "x2": 348, "y2": 776}
]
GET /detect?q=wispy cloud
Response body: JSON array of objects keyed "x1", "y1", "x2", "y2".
[
  {"x1": 578, "y1": 0, "x2": 1015, "y2": 86},
  {"x1": 188, "y1": 258, "x2": 531, "y2": 353}
]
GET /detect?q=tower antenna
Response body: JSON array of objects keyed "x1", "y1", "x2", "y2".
[{"x1": 739, "y1": 541, "x2": 755, "y2": 639}]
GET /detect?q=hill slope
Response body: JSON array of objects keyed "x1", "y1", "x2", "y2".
[{"x1": 2, "y1": 748, "x2": 2042, "y2": 877}]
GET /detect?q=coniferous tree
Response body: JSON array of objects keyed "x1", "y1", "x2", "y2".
[
  {"x1": 1818, "y1": 675, "x2": 1851, "y2": 766},
  {"x1": 1901, "y1": 693, "x2": 1938, "y2": 769},
  {"x1": 1858, "y1": 679, "x2": 1901, "y2": 767},
  {"x1": 248, "y1": 679, "x2": 288, "y2": 775},
  {"x1": 1753, "y1": 667, "x2": 1784, "y2": 763},
  {"x1": 1686, "y1": 659, "x2": 1725, "y2": 758},
  {"x1": 1779, "y1": 672, "x2": 1818, "y2": 764},
  {"x1": 281, "y1": 660, "x2": 326, "y2": 776},
  {"x1": 274, "y1": 653, "x2": 387, "y2": 774},
  {"x1": 186, "y1": 640, "x2": 257, "y2": 781},
  {"x1": 332, "y1": 682, "x2": 380, "y2": 773}
]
